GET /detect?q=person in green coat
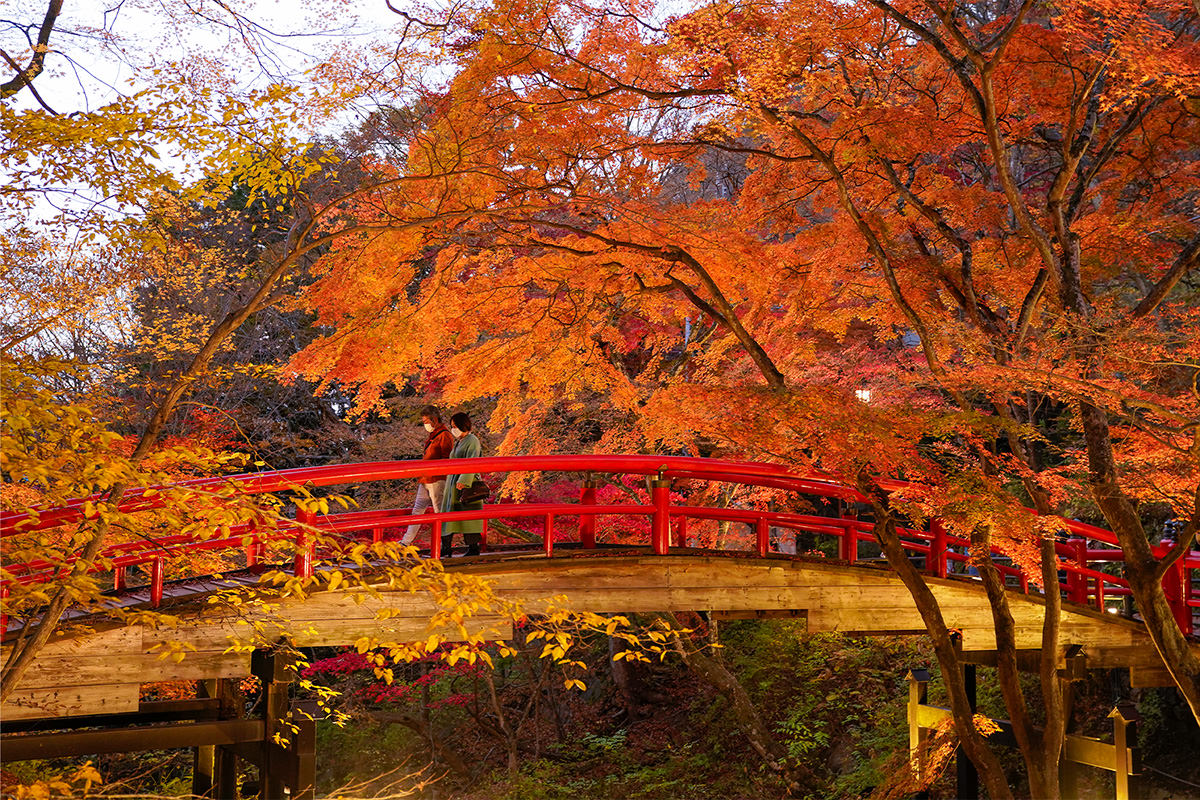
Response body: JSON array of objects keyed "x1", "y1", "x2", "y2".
[{"x1": 440, "y1": 412, "x2": 484, "y2": 556}]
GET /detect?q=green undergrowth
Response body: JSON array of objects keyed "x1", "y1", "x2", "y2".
[{"x1": 443, "y1": 622, "x2": 935, "y2": 799}]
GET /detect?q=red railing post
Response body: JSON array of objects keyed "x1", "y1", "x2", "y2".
[
  {"x1": 545, "y1": 514, "x2": 555, "y2": 558},
  {"x1": 1069, "y1": 538, "x2": 1087, "y2": 604},
  {"x1": 1181, "y1": 561, "x2": 1194, "y2": 636},
  {"x1": 675, "y1": 516, "x2": 688, "y2": 549},
  {"x1": 431, "y1": 509, "x2": 442, "y2": 560},
  {"x1": 651, "y1": 477, "x2": 671, "y2": 556},
  {"x1": 372, "y1": 526, "x2": 383, "y2": 544},
  {"x1": 756, "y1": 517, "x2": 769, "y2": 558},
  {"x1": 579, "y1": 478, "x2": 597, "y2": 549},
  {"x1": 930, "y1": 518, "x2": 947, "y2": 578},
  {"x1": 246, "y1": 522, "x2": 264, "y2": 568},
  {"x1": 1161, "y1": 545, "x2": 1187, "y2": 633},
  {"x1": 150, "y1": 558, "x2": 164, "y2": 608},
  {"x1": 840, "y1": 514, "x2": 857, "y2": 563},
  {"x1": 294, "y1": 507, "x2": 316, "y2": 578},
  {"x1": 1, "y1": 584, "x2": 9, "y2": 633},
  {"x1": 114, "y1": 565, "x2": 127, "y2": 592},
  {"x1": 480, "y1": 518, "x2": 489, "y2": 553}
]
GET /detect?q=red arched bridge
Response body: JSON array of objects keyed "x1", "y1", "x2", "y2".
[{"x1": 2, "y1": 455, "x2": 1198, "y2": 726}]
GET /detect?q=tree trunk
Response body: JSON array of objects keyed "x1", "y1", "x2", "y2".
[
  {"x1": 654, "y1": 613, "x2": 816, "y2": 796},
  {"x1": 1079, "y1": 401, "x2": 1200, "y2": 723},
  {"x1": 857, "y1": 476, "x2": 1015, "y2": 800}
]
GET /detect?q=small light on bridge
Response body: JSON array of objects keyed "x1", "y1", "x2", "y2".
[{"x1": 855, "y1": 389, "x2": 873, "y2": 404}]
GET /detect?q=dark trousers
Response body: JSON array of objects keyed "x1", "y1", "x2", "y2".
[{"x1": 441, "y1": 532, "x2": 482, "y2": 555}]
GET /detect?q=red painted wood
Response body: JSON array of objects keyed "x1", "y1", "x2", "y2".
[
  {"x1": 150, "y1": 558, "x2": 164, "y2": 608},
  {"x1": 930, "y1": 519, "x2": 947, "y2": 578},
  {"x1": 651, "y1": 480, "x2": 670, "y2": 556},
  {"x1": 294, "y1": 508, "x2": 316, "y2": 578},
  {"x1": 579, "y1": 484, "x2": 596, "y2": 549},
  {"x1": 675, "y1": 516, "x2": 688, "y2": 549},
  {"x1": 1, "y1": 455, "x2": 1188, "y2": 636}
]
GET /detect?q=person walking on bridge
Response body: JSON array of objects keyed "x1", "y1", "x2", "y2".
[
  {"x1": 401, "y1": 405, "x2": 454, "y2": 546},
  {"x1": 441, "y1": 412, "x2": 484, "y2": 557}
]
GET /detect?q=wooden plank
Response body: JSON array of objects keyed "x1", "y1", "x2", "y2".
[
  {"x1": 2, "y1": 627, "x2": 141, "y2": 666},
  {"x1": 1129, "y1": 666, "x2": 1176, "y2": 688},
  {"x1": 2, "y1": 684, "x2": 140, "y2": 721},
  {"x1": 960, "y1": 623, "x2": 1145, "y2": 651},
  {"x1": 1070, "y1": 646, "x2": 1168, "y2": 670},
  {"x1": 1, "y1": 719, "x2": 265, "y2": 762},
  {"x1": 9, "y1": 651, "x2": 251, "y2": 689},
  {"x1": 1064, "y1": 734, "x2": 1120, "y2": 771},
  {"x1": 142, "y1": 623, "x2": 244, "y2": 653},
  {"x1": 291, "y1": 617, "x2": 512, "y2": 647}
]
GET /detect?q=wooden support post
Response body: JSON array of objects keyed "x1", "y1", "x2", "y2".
[
  {"x1": 252, "y1": 649, "x2": 297, "y2": 800},
  {"x1": 289, "y1": 716, "x2": 317, "y2": 800},
  {"x1": 192, "y1": 679, "x2": 240, "y2": 798},
  {"x1": 190, "y1": 681, "x2": 232, "y2": 796},
  {"x1": 579, "y1": 478, "x2": 597, "y2": 549},
  {"x1": 1059, "y1": 652, "x2": 1082, "y2": 800},
  {"x1": 651, "y1": 478, "x2": 670, "y2": 556},
  {"x1": 956, "y1": 663, "x2": 979, "y2": 800},
  {"x1": 1109, "y1": 704, "x2": 1141, "y2": 800},
  {"x1": 675, "y1": 515, "x2": 688, "y2": 549},
  {"x1": 192, "y1": 735, "x2": 216, "y2": 796},
  {"x1": 113, "y1": 565, "x2": 127, "y2": 592},
  {"x1": 906, "y1": 668, "x2": 930, "y2": 783},
  {"x1": 929, "y1": 519, "x2": 947, "y2": 578}
]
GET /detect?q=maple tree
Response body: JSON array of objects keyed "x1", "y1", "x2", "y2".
[
  {"x1": 281, "y1": 0, "x2": 1199, "y2": 796},
  {"x1": 4, "y1": 0, "x2": 1198, "y2": 795},
  {"x1": 0, "y1": 0, "x2": 575, "y2": 711}
]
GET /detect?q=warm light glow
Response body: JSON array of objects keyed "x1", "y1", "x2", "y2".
[{"x1": 855, "y1": 389, "x2": 872, "y2": 403}]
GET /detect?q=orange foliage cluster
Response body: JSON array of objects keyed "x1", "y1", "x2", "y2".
[{"x1": 283, "y1": 0, "x2": 1197, "y2": 565}]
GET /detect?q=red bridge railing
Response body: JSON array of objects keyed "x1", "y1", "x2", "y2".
[{"x1": 2, "y1": 456, "x2": 1196, "y2": 636}]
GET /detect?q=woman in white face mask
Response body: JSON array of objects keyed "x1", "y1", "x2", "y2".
[{"x1": 442, "y1": 412, "x2": 484, "y2": 556}]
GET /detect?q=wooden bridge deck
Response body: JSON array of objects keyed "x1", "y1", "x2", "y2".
[{"x1": 4, "y1": 550, "x2": 1191, "y2": 722}]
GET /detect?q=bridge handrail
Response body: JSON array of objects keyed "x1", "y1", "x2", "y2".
[{"x1": 2, "y1": 456, "x2": 1194, "y2": 637}]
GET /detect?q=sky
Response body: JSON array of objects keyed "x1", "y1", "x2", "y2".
[{"x1": 1, "y1": 0, "x2": 411, "y2": 117}]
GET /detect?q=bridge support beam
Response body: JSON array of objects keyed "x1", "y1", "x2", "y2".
[
  {"x1": 191, "y1": 679, "x2": 241, "y2": 799},
  {"x1": 251, "y1": 649, "x2": 316, "y2": 800},
  {"x1": 955, "y1": 663, "x2": 979, "y2": 800}
]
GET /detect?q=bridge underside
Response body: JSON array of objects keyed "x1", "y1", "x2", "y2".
[{"x1": 3, "y1": 550, "x2": 1191, "y2": 721}]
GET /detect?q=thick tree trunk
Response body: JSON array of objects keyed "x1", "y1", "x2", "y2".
[
  {"x1": 857, "y1": 477, "x2": 1015, "y2": 800},
  {"x1": 971, "y1": 525, "x2": 1056, "y2": 799},
  {"x1": 1079, "y1": 401, "x2": 1200, "y2": 722}
]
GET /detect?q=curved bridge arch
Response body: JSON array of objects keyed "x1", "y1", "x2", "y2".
[{"x1": 3, "y1": 456, "x2": 1198, "y2": 722}]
